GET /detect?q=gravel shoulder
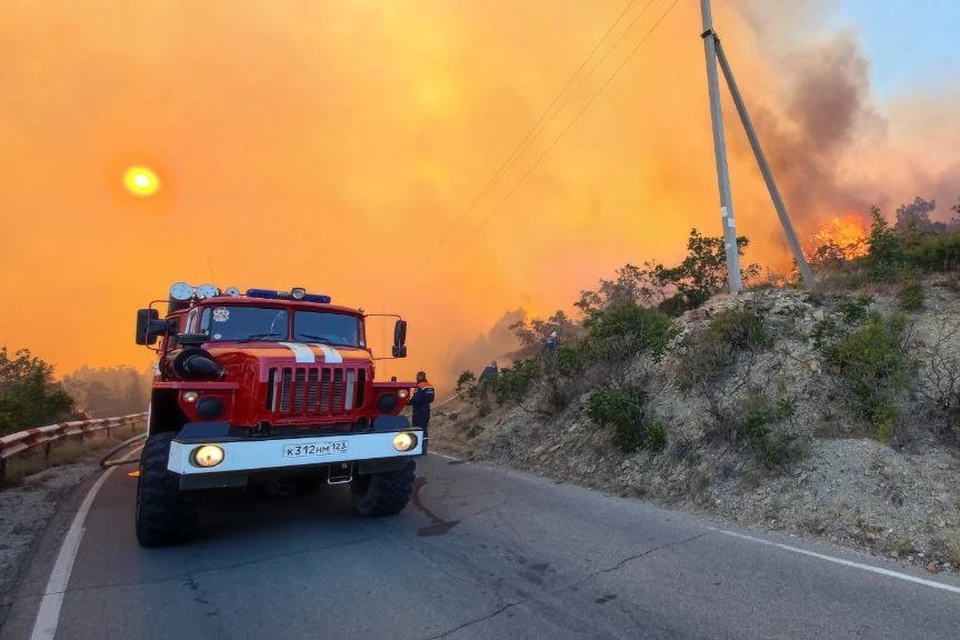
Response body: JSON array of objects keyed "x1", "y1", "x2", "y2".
[{"x1": 0, "y1": 462, "x2": 100, "y2": 610}]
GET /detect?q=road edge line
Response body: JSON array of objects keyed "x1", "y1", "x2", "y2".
[
  {"x1": 29, "y1": 467, "x2": 117, "y2": 640},
  {"x1": 429, "y1": 452, "x2": 462, "y2": 462},
  {"x1": 709, "y1": 527, "x2": 960, "y2": 596}
]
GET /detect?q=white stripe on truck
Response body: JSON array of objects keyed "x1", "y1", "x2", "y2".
[
  {"x1": 314, "y1": 344, "x2": 343, "y2": 364},
  {"x1": 279, "y1": 342, "x2": 315, "y2": 363}
]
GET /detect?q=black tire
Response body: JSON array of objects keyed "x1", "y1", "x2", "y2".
[
  {"x1": 135, "y1": 433, "x2": 200, "y2": 547},
  {"x1": 350, "y1": 460, "x2": 416, "y2": 517}
]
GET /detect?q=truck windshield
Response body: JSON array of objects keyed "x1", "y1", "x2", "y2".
[
  {"x1": 200, "y1": 306, "x2": 288, "y2": 342},
  {"x1": 294, "y1": 311, "x2": 363, "y2": 347}
]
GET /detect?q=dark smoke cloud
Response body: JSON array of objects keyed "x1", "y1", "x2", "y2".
[
  {"x1": 725, "y1": 0, "x2": 957, "y2": 237},
  {"x1": 728, "y1": 31, "x2": 879, "y2": 226}
]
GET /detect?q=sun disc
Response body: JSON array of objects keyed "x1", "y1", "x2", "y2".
[{"x1": 123, "y1": 166, "x2": 160, "y2": 197}]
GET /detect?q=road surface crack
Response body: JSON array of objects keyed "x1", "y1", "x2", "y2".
[
  {"x1": 423, "y1": 597, "x2": 530, "y2": 640},
  {"x1": 563, "y1": 533, "x2": 708, "y2": 592}
]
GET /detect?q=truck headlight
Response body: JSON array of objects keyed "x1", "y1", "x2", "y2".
[
  {"x1": 191, "y1": 444, "x2": 225, "y2": 468},
  {"x1": 393, "y1": 432, "x2": 418, "y2": 452}
]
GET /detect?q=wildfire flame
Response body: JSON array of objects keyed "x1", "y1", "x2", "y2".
[{"x1": 809, "y1": 214, "x2": 870, "y2": 261}]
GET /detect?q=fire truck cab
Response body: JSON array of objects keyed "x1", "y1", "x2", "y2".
[{"x1": 133, "y1": 282, "x2": 422, "y2": 547}]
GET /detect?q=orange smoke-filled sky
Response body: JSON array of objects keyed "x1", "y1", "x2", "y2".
[{"x1": 1, "y1": 0, "x2": 958, "y2": 384}]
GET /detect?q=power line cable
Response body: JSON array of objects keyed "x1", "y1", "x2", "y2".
[
  {"x1": 421, "y1": 0, "x2": 641, "y2": 264},
  {"x1": 431, "y1": 0, "x2": 684, "y2": 272}
]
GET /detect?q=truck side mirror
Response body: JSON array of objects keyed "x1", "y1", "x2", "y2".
[
  {"x1": 392, "y1": 344, "x2": 408, "y2": 359},
  {"x1": 136, "y1": 309, "x2": 171, "y2": 346},
  {"x1": 393, "y1": 319, "x2": 407, "y2": 347}
]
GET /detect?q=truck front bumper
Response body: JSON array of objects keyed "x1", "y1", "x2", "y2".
[{"x1": 166, "y1": 428, "x2": 424, "y2": 488}]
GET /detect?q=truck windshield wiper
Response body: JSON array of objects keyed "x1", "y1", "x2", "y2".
[
  {"x1": 234, "y1": 333, "x2": 285, "y2": 342},
  {"x1": 297, "y1": 334, "x2": 331, "y2": 344}
]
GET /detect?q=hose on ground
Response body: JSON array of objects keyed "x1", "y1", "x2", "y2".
[{"x1": 100, "y1": 432, "x2": 148, "y2": 468}]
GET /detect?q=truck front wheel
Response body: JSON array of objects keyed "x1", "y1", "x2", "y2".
[
  {"x1": 135, "y1": 432, "x2": 200, "y2": 547},
  {"x1": 350, "y1": 460, "x2": 415, "y2": 517}
]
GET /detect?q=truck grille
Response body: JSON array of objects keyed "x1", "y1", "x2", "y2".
[{"x1": 266, "y1": 367, "x2": 365, "y2": 416}]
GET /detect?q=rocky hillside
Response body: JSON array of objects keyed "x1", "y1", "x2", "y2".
[{"x1": 433, "y1": 281, "x2": 960, "y2": 574}]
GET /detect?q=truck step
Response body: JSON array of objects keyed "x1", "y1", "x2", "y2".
[{"x1": 327, "y1": 462, "x2": 353, "y2": 485}]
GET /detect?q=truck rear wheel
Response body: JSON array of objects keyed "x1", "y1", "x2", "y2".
[
  {"x1": 135, "y1": 432, "x2": 200, "y2": 547},
  {"x1": 350, "y1": 460, "x2": 415, "y2": 517}
]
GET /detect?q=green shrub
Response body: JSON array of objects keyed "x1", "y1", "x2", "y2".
[
  {"x1": 838, "y1": 295, "x2": 873, "y2": 323},
  {"x1": 872, "y1": 401, "x2": 898, "y2": 443},
  {"x1": 584, "y1": 301, "x2": 676, "y2": 355},
  {"x1": 760, "y1": 433, "x2": 801, "y2": 469},
  {"x1": 735, "y1": 394, "x2": 802, "y2": 469},
  {"x1": 555, "y1": 343, "x2": 587, "y2": 375},
  {"x1": 823, "y1": 313, "x2": 909, "y2": 440},
  {"x1": 866, "y1": 207, "x2": 905, "y2": 281},
  {"x1": 811, "y1": 318, "x2": 842, "y2": 349},
  {"x1": 902, "y1": 228, "x2": 960, "y2": 273},
  {"x1": 586, "y1": 385, "x2": 645, "y2": 428},
  {"x1": 900, "y1": 273, "x2": 924, "y2": 311},
  {"x1": 585, "y1": 385, "x2": 664, "y2": 453},
  {"x1": 705, "y1": 308, "x2": 772, "y2": 351},
  {"x1": 679, "y1": 308, "x2": 771, "y2": 389},
  {"x1": 646, "y1": 421, "x2": 668, "y2": 452},
  {"x1": 495, "y1": 358, "x2": 541, "y2": 405}
]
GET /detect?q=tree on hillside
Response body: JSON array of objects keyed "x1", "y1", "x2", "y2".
[
  {"x1": 509, "y1": 310, "x2": 579, "y2": 350},
  {"x1": 866, "y1": 206, "x2": 905, "y2": 281},
  {"x1": 0, "y1": 348, "x2": 78, "y2": 436},
  {"x1": 649, "y1": 229, "x2": 758, "y2": 311},
  {"x1": 575, "y1": 263, "x2": 653, "y2": 318},
  {"x1": 895, "y1": 196, "x2": 938, "y2": 234}
]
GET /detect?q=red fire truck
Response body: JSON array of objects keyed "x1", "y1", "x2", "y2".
[{"x1": 134, "y1": 283, "x2": 422, "y2": 546}]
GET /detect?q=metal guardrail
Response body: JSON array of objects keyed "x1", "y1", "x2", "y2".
[{"x1": 0, "y1": 412, "x2": 147, "y2": 482}]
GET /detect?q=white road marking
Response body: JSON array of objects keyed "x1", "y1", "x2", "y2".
[
  {"x1": 710, "y1": 527, "x2": 960, "y2": 596},
  {"x1": 30, "y1": 467, "x2": 117, "y2": 640},
  {"x1": 429, "y1": 451, "x2": 462, "y2": 462},
  {"x1": 313, "y1": 344, "x2": 343, "y2": 364},
  {"x1": 278, "y1": 342, "x2": 315, "y2": 363}
]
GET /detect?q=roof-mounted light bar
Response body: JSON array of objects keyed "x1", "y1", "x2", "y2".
[
  {"x1": 169, "y1": 283, "x2": 330, "y2": 304},
  {"x1": 246, "y1": 288, "x2": 331, "y2": 304}
]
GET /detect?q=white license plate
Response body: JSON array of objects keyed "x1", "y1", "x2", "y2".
[{"x1": 282, "y1": 441, "x2": 348, "y2": 458}]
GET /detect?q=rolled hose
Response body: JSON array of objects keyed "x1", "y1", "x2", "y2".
[{"x1": 99, "y1": 432, "x2": 148, "y2": 468}]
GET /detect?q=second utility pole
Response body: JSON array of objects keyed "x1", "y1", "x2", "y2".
[{"x1": 700, "y1": 0, "x2": 742, "y2": 293}]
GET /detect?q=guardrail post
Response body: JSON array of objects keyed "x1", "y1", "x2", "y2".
[
  {"x1": 0, "y1": 451, "x2": 6, "y2": 485},
  {"x1": 44, "y1": 441, "x2": 51, "y2": 460}
]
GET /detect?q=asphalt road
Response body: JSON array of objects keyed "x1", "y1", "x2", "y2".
[{"x1": 4, "y1": 453, "x2": 960, "y2": 640}]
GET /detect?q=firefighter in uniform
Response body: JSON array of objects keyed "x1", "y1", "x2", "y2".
[{"x1": 410, "y1": 371, "x2": 435, "y2": 435}]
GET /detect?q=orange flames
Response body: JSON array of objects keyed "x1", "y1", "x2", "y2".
[{"x1": 808, "y1": 214, "x2": 870, "y2": 261}]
